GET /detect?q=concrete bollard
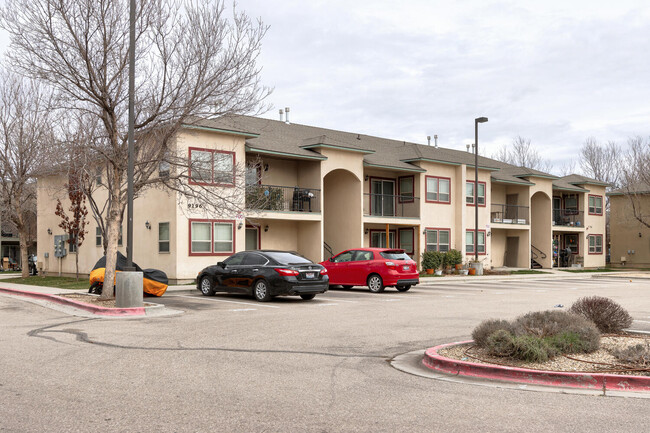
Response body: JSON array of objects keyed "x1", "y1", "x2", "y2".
[{"x1": 116, "y1": 271, "x2": 144, "y2": 308}]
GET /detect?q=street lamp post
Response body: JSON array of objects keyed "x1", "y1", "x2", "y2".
[{"x1": 474, "y1": 117, "x2": 488, "y2": 263}]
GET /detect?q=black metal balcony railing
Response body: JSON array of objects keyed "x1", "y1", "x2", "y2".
[
  {"x1": 553, "y1": 209, "x2": 584, "y2": 227},
  {"x1": 245, "y1": 184, "x2": 321, "y2": 213},
  {"x1": 490, "y1": 204, "x2": 529, "y2": 224},
  {"x1": 363, "y1": 193, "x2": 420, "y2": 218}
]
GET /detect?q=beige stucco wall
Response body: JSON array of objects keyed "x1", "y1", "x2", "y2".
[
  {"x1": 609, "y1": 194, "x2": 649, "y2": 267},
  {"x1": 582, "y1": 185, "x2": 607, "y2": 268}
]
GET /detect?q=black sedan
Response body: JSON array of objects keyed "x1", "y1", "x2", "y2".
[{"x1": 196, "y1": 250, "x2": 329, "y2": 301}]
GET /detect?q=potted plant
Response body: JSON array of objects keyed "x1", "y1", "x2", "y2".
[
  {"x1": 421, "y1": 251, "x2": 444, "y2": 275},
  {"x1": 446, "y1": 249, "x2": 463, "y2": 272}
]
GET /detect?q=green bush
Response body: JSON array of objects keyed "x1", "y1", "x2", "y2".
[
  {"x1": 474, "y1": 309, "x2": 601, "y2": 362},
  {"x1": 472, "y1": 319, "x2": 515, "y2": 348},
  {"x1": 569, "y1": 296, "x2": 633, "y2": 334},
  {"x1": 421, "y1": 251, "x2": 444, "y2": 270},
  {"x1": 444, "y1": 249, "x2": 463, "y2": 267}
]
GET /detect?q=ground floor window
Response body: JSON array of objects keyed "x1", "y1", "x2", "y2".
[
  {"x1": 588, "y1": 234, "x2": 603, "y2": 254},
  {"x1": 68, "y1": 234, "x2": 78, "y2": 253},
  {"x1": 425, "y1": 228, "x2": 450, "y2": 252},
  {"x1": 466, "y1": 230, "x2": 486, "y2": 254},
  {"x1": 159, "y1": 222, "x2": 170, "y2": 253},
  {"x1": 370, "y1": 230, "x2": 396, "y2": 248},
  {"x1": 189, "y1": 219, "x2": 234, "y2": 255},
  {"x1": 95, "y1": 227, "x2": 102, "y2": 247}
]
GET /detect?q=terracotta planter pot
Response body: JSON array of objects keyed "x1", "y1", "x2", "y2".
[
  {"x1": 468, "y1": 268, "x2": 476, "y2": 275},
  {"x1": 426, "y1": 269, "x2": 434, "y2": 275},
  {"x1": 455, "y1": 264, "x2": 462, "y2": 270}
]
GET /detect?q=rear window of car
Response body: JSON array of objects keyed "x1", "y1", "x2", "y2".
[
  {"x1": 264, "y1": 251, "x2": 312, "y2": 265},
  {"x1": 380, "y1": 251, "x2": 411, "y2": 261}
]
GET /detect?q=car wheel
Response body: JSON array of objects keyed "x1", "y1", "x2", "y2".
[
  {"x1": 396, "y1": 285, "x2": 411, "y2": 292},
  {"x1": 367, "y1": 274, "x2": 384, "y2": 293},
  {"x1": 253, "y1": 279, "x2": 272, "y2": 302},
  {"x1": 300, "y1": 294, "x2": 316, "y2": 300},
  {"x1": 199, "y1": 276, "x2": 215, "y2": 296},
  {"x1": 341, "y1": 285, "x2": 353, "y2": 289}
]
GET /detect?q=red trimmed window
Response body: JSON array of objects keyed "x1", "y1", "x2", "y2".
[
  {"x1": 425, "y1": 228, "x2": 450, "y2": 252},
  {"x1": 189, "y1": 148, "x2": 235, "y2": 186},
  {"x1": 466, "y1": 181, "x2": 486, "y2": 206},
  {"x1": 466, "y1": 230, "x2": 486, "y2": 255},
  {"x1": 369, "y1": 230, "x2": 396, "y2": 248},
  {"x1": 588, "y1": 234, "x2": 603, "y2": 254},
  {"x1": 588, "y1": 195, "x2": 603, "y2": 215},
  {"x1": 425, "y1": 176, "x2": 451, "y2": 204},
  {"x1": 189, "y1": 219, "x2": 234, "y2": 256},
  {"x1": 398, "y1": 176, "x2": 414, "y2": 203}
]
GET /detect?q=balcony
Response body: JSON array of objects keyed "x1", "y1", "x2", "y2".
[
  {"x1": 245, "y1": 184, "x2": 321, "y2": 213},
  {"x1": 491, "y1": 204, "x2": 529, "y2": 225},
  {"x1": 363, "y1": 193, "x2": 420, "y2": 218},
  {"x1": 553, "y1": 209, "x2": 584, "y2": 227}
]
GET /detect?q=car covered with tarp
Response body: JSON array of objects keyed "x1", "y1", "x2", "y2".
[{"x1": 89, "y1": 252, "x2": 168, "y2": 297}]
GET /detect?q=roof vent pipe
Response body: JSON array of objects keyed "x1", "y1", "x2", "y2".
[
  {"x1": 427, "y1": 135, "x2": 431, "y2": 146},
  {"x1": 279, "y1": 109, "x2": 284, "y2": 121},
  {"x1": 285, "y1": 107, "x2": 290, "y2": 124},
  {"x1": 466, "y1": 144, "x2": 471, "y2": 152},
  {"x1": 434, "y1": 134, "x2": 438, "y2": 148}
]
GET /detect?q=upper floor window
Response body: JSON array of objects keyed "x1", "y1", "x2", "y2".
[
  {"x1": 466, "y1": 181, "x2": 486, "y2": 206},
  {"x1": 588, "y1": 195, "x2": 603, "y2": 215},
  {"x1": 425, "y1": 176, "x2": 450, "y2": 204},
  {"x1": 189, "y1": 148, "x2": 235, "y2": 186},
  {"x1": 245, "y1": 164, "x2": 261, "y2": 185},
  {"x1": 466, "y1": 230, "x2": 486, "y2": 255},
  {"x1": 398, "y1": 176, "x2": 414, "y2": 203}
]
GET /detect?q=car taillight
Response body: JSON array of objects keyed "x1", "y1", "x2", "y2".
[
  {"x1": 385, "y1": 261, "x2": 396, "y2": 269},
  {"x1": 275, "y1": 268, "x2": 299, "y2": 277},
  {"x1": 319, "y1": 268, "x2": 328, "y2": 275}
]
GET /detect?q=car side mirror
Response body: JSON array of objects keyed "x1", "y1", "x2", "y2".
[
  {"x1": 329, "y1": 257, "x2": 334, "y2": 262},
  {"x1": 217, "y1": 262, "x2": 225, "y2": 268}
]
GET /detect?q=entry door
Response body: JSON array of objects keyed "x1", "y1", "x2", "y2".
[
  {"x1": 371, "y1": 179, "x2": 395, "y2": 216},
  {"x1": 506, "y1": 194, "x2": 518, "y2": 220},
  {"x1": 505, "y1": 237, "x2": 519, "y2": 267},
  {"x1": 245, "y1": 227, "x2": 259, "y2": 250}
]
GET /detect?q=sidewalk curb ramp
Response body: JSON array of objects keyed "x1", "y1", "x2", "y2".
[
  {"x1": 0, "y1": 287, "x2": 153, "y2": 317},
  {"x1": 423, "y1": 341, "x2": 650, "y2": 392}
]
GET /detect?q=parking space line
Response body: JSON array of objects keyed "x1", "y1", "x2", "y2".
[
  {"x1": 174, "y1": 295, "x2": 280, "y2": 309},
  {"x1": 320, "y1": 297, "x2": 359, "y2": 303}
]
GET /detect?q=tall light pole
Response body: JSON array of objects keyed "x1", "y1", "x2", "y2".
[
  {"x1": 126, "y1": 0, "x2": 135, "y2": 270},
  {"x1": 474, "y1": 117, "x2": 488, "y2": 263}
]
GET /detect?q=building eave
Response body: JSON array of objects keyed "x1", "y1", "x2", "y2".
[
  {"x1": 245, "y1": 146, "x2": 328, "y2": 161},
  {"x1": 181, "y1": 123, "x2": 259, "y2": 138}
]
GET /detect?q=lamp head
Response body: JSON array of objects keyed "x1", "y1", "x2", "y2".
[{"x1": 475, "y1": 117, "x2": 488, "y2": 123}]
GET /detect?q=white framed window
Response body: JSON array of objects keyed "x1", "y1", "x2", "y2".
[
  {"x1": 68, "y1": 234, "x2": 78, "y2": 253},
  {"x1": 588, "y1": 195, "x2": 603, "y2": 215},
  {"x1": 189, "y1": 148, "x2": 235, "y2": 185},
  {"x1": 466, "y1": 230, "x2": 486, "y2": 254},
  {"x1": 158, "y1": 222, "x2": 170, "y2": 253},
  {"x1": 213, "y1": 222, "x2": 233, "y2": 252},
  {"x1": 426, "y1": 176, "x2": 450, "y2": 203},
  {"x1": 96, "y1": 227, "x2": 102, "y2": 247},
  {"x1": 190, "y1": 222, "x2": 212, "y2": 253},
  {"x1": 398, "y1": 176, "x2": 414, "y2": 203}
]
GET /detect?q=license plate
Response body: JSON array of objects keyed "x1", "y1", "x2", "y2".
[
  {"x1": 402, "y1": 265, "x2": 410, "y2": 271},
  {"x1": 304, "y1": 272, "x2": 315, "y2": 279}
]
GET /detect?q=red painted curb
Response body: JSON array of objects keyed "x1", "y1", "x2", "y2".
[
  {"x1": 0, "y1": 287, "x2": 146, "y2": 316},
  {"x1": 423, "y1": 341, "x2": 650, "y2": 392}
]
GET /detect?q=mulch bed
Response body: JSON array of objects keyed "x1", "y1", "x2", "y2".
[
  {"x1": 438, "y1": 335, "x2": 650, "y2": 376},
  {"x1": 60, "y1": 293, "x2": 156, "y2": 308}
]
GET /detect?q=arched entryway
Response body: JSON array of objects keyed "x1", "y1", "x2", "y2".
[
  {"x1": 531, "y1": 191, "x2": 552, "y2": 268},
  {"x1": 323, "y1": 169, "x2": 363, "y2": 258}
]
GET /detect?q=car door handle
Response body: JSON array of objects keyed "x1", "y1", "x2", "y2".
[
  {"x1": 231, "y1": 270, "x2": 238, "y2": 273},
  {"x1": 252, "y1": 269, "x2": 259, "y2": 272}
]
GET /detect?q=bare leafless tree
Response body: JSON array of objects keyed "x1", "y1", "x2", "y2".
[
  {"x1": 557, "y1": 160, "x2": 576, "y2": 177},
  {"x1": 0, "y1": 71, "x2": 55, "y2": 278},
  {"x1": 1, "y1": 0, "x2": 271, "y2": 298},
  {"x1": 621, "y1": 136, "x2": 650, "y2": 229},
  {"x1": 491, "y1": 136, "x2": 553, "y2": 173},
  {"x1": 580, "y1": 137, "x2": 622, "y2": 188}
]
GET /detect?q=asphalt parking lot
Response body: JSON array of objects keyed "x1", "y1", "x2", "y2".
[{"x1": 1, "y1": 276, "x2": 650, "y2": 432}]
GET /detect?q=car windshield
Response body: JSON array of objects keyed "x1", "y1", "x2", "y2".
[
  {"x1": 264, "y1": 251, "x2": 312, "y2": 265},
  {"x1": 380, "y1": 251, "x2": 411, "y2": 261}
]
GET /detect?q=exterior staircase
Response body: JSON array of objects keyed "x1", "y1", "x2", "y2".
[{"x1": 531, "y1": 245, "x2": 547, "y2": 269}]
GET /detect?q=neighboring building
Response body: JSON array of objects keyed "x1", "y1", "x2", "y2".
[
  {"x1": 37, "y1": 116, "x2": 608, "y2": 282},
  {"x1": 608, "y1": 185, "x2": 650, "y2": 268},
  {"x1": 1, "y1": 206, "x2": 37, "y2": 269}
]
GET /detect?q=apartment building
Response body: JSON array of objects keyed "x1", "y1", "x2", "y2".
[
  {"x1": 36, "y1": 116, "x2": 607, "y2": 281},
  {"x1": 608, "y1": 184, "x2": 650, "y2": 267}
]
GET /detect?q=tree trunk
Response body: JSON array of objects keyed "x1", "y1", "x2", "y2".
[
  {"x1": 99, "y1": 180, "x2": 124, "y2": 300},
  {"x1": 75, "y1": 245, "x2": 79, "y2": 281},
  {"x1": 18, "y1": 227, "x2": 29, "y2": 279}
]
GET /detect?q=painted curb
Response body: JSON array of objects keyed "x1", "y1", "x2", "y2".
[
  {"x1": 0, "y1": 287, "x2": 146, "y2": 316},
  {"x1": 423, "y1": 341, "x2": 650, "y2": 392}
]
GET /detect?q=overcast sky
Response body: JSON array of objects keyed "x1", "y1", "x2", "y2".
[{"x1": 1, "y1": 0, "x2": 649, "y2": 173}]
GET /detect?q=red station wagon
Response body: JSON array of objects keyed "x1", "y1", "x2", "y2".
[{"x1": 320, "y1": 248, "x2": 419, "y2": 293}]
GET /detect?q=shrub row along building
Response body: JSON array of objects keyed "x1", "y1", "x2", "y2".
[{"x1": 37, "y1": 115, "x2": 607, "y2": 282}]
